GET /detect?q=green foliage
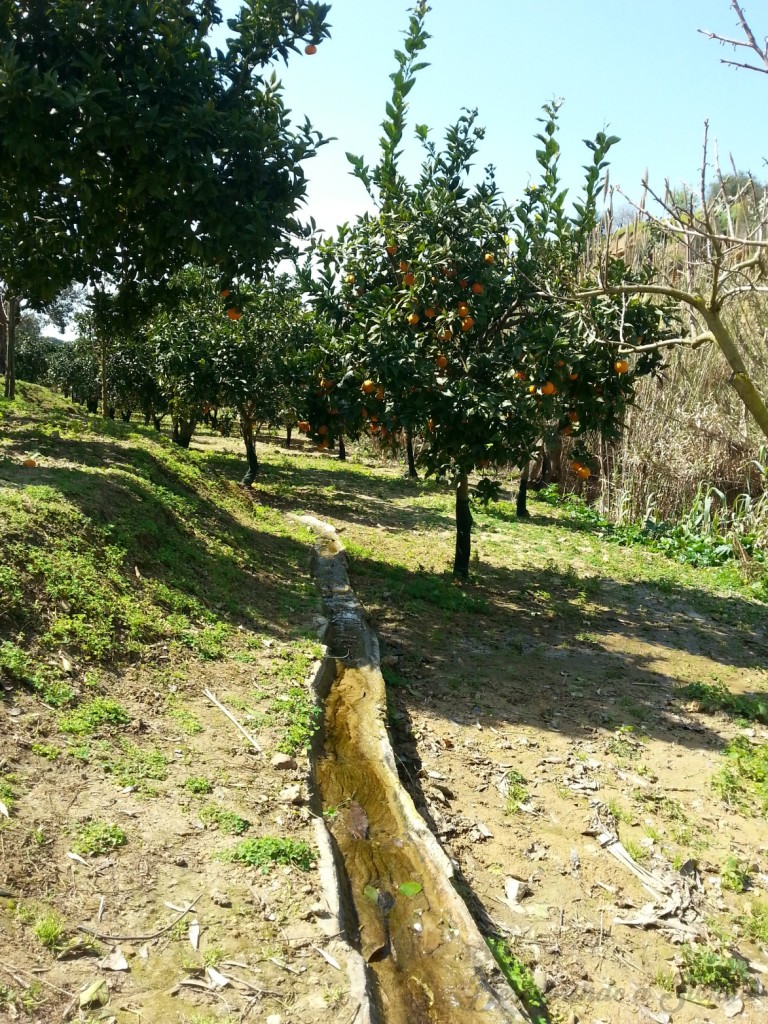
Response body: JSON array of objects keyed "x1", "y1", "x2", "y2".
[
  {"x1": 72, "y1": 821, "x2": 127, "y2": 856},
  {"x1": 503, "y1": 770, "x2": 529, "y2": 814},
  {"x1": 220, "y1": 836, "x2": 315, "y2": 872},
  {"x1": 106, "y1": 743, "x2": 169, "y2": 792},
  {"x1": 183, "y1": 776, "x2": 214, "y2": 795},
  {"x1": 0, "y1": 1, "x2": 331, "y2": 303},
  {"x1": 32, "y1": 912, "x2": 66, "y2": 953},
  {"x1": 59, "y1": 698, "x2": 131, "y2": 735},
  {"x1": 30, "y1": 743, "x2": 60, "y2": 761},
  {"x1": 271, "y1": 685, "x2": 320, "y2": 755},
  {"x1": 720, "y1": 856, "x2": 751, "y2": 893},
  {"x1": 712, "y1": 736, "x2": 768, "y2": 814},
  {"x1": 486, "y1": 936, "x2": 548, "y2": 1023},
  {"x1": 199, "y1": 804, "x2": 250, "y2": 835},
  {"x1": 681, "y1": 946, "x2": 751, "y2": 994},
  {"x1": 741, "y1": 899, "x2": 768, "y2": 944},
  {"x1": 680, "y1": 681, "x2": 768, "y2": 724}
]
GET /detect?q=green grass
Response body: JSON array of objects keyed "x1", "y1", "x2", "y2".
[
  {"x1": 183, "y1": 775, "x2": 214, "y2": 795},
  {"x1": 712, "y1": 736, "x2": 768, "y2": 814},
  {"x1": 680, "y1": 946, "x2": 752, "y2": 994},
  {"x1": 271, "y1": 684, "x2": 321, "y2": 755},
  {"x1": 105, "y1": 742, "x2": 169, "y2": 792},
  {"x1": 503, "y1": 770, "x2": 529, "y2": 814},
  {"x1": 30, "y1": 743, "x2": 60, "y2": 760},
  {"x1": 32, "y1": 911, "x2": 66, "y2": 953},
  {"x1": 741, "y1": 899, "x2": 768, "y2": 944},
  {"x1": 680, "y1": 681, "x2": 768, "y2": 724},
  {"x1": 219, "y1": 837, "x2": 315, "y2": 872},
  {"x1": 59, "y1": 697, "x2": 131, "y2": 735},
  {"x1": 199, "y1": 804, "x2": 250, "y2": 835},
  {"x1": 72, "y1": 821, "x2": 127, "y2": 856},
  {"x1": 720, "y1": 856, "x2": 751, "y2": 893},
  {"x1": 486, "y1": 936, "x2": 548, "y2": 1024}
]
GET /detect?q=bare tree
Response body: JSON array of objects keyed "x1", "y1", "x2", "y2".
[{"x1": 699, "y1": 1, "x2": 768, "y2": 75}]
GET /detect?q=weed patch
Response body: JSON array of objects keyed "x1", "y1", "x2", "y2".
[
  {"x1": 681, "y1": 946, "x2": 751, "y2": 994},
  {"x1": 59, "y1": 697, "x2": 131, "y2": 735},
  {"x1": 106, "y1": 742, "x2": 169, "y2": 792},
  {"x1": 271, "y1": 685, "x2": 320, "y2": 755},
  {"x1": 72, "y1": 821, "x2": 127, "y2": 856},
  {"x1": 199, "y1": 804, "x2": 250, "y2": 835},
  {"x1": 219, "y1": 837, "x2": 315, "y2": 871},
  {"x1": 486, "y1": 936, "x2": 547, "y2": 1023},
  {"x1": 183, "y1": 776, "x2": 214, "y2": 795},
  {"x1": 680, "y1": 681, "x2": 768, "y2": 724}
]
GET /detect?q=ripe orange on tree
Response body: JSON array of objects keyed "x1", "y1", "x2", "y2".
[
  {"x1": 402, "y1": 272, "x2": 416, "y2": 286},
  {"x1": 483, "y1": 252, "x2": 495, "y2": 264},
  {"x1": 407, "y1": 311, "x2": 420, "y2": 325},
  {"x1": 614, "y1": 358, "x2": 630, "y2": 374},
  {"x1": 399, "y1": 260, "x2": 410, "y2": 272},
  {"x1": 576, "y1": 466, "x2": 591, "y2": 479},
  {"x1": 461, "y1": 316, "x2": 474, "y2": 331},
  {"x1": 361, "y1": 379, "x2": 376, "y2": 394},
  {"x1": 471, "y1": 282, "x2": 484, "y2": 295},
  {"x1": 435, "y1": 353, "x2": 448, "y2": 369},
  {"x1": 317, "y1": 424, "x2": 328, "y2": 435},
  {"x1": 457, "y1": 301, "x2": 470, "y2": 317},
  {"x1": 297, "y1": 420, "x2": 310, "y2": 433},
  {"x1": 305, "y1": 43, "x2": 317, "y2": 54},
  {"x1": 540, "y1": 380, "x2": 557, "y2": 396},
  {"x1": 386, "y1": 244, "x2": 397, "y2": 255},
  {"x1": 227, "y1": 307, "x2": 242, "y2": 321},
  {"x1": 424, "y1": 307, "x2": 436, "y2": 318}
]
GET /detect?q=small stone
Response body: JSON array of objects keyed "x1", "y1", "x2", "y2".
[
  {"x1": 272, "y1": 753, "x2": 297, "y2": 770},
  {"x1": 174, "y1": 856, "x2": 188, "y2": 867},
  {"x1": 266, "y1": 1015, "x2": 282, "y2": 1024},
  {"x1": 211, "y1": 892, "x2": 232, "y2": 907},
  {"x1": 279, "y1": 784, "x2": 303, "y2": 804},
  {"x1": 723, "y1": 995, "x2": 744, "y2": 1017},
  {"x1": 533, "y1": 966, "x2": 549, "y2": 993}
]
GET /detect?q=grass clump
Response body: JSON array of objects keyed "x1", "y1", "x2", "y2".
[
  {"x1": 486, "y1": 936, "x2": 547, "y2": 1024},
  {"x1": 680, "y1": 681, "x2": 768, "y2": 724},
  {"x1": 32, "y1": 911, "x2": 66, "y2": 953},
  {"x1": 199, "y1": 804, "x2": 250, "y2": 835},
  {"x1": 271, "y1": 686, "x2": 320, "y2": 755},
  {"x1": 59, "y1": 697, "x2": 131, "y2": 735},
  {"x1": 503, "y1": 770, "x2": 529, "y2": 814},
  {"x1": 741, "y1": 899, "x2": 768, "y2": 944},
  {"x1": 183, "y1": 776, "x2": 213, "y2": 795},
  {"x1": 168, "y1": 707, "x2": 203, "y2": 735},
  {"x1": 219, "y1": 836, "x2": 315, "y2": 872},
  {"x1": 106, "y1": 742, "x2": 168, "y2": 792},
  {"x1": 712, "y1": 736, "x2": 768, "y2": 814},
  {"x1": 721, "y1": 856, "x2": 751, "y2": 893},
  {"x1": 681, "y1": 945, "x2": 751, "y2": 994},
  {"x1": 30, "y1": 743, "x2": 60, "y2": 760},
  {"x1": 72, "y1": 821, "x2": 127, "y2": 856}
]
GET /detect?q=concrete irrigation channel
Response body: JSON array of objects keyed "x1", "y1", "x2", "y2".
[{"x1": 298, "y1": 515, "x2": 530, "y2": 1024}]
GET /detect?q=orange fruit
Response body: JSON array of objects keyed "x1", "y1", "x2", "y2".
[
  {"x1": 435, "y1": 353, "x2": 448, "y2": 370},
  {"x1": 22, "y1": 458, "x2": 37, "y2": 468},
  {"x1": 317, "y1": 439, "x2": 329, "y2": 450},
  {"x1": 555, "y1": 359, "x2": 565, "y2": 367},
  {"x1": 361, "y1": 379, "x2": 376, "y2": 394},
  {"x1": 514, "y1": 370, "x2": 527, "y2": 381},
  {"x1": 402, "y1": 272, "x2": 416, "y2": 287},
  {"x1": 407, "y1": 312, "x2": 420, "y2": 325},
  {"x1": 427, "y1": 418, "x2": 435, "y2": 432},
  {"x1": 457, "y1": 302, "x2": 470, "y2": 317},
  {"x1": 614, "y1": 359, "x2": 630, "y2": 374},
  {"x1": 560, "y1": 425, "x2": 573, "y2": 436},
  {"x1": 320, "y1": 378, "x2": 334, "y2": 390},
  {"x1": 528, "y1": 385, "x2": 536, "y2": 394},
  {"x1": 219, "y1": 289, "x2": 230, "y2": 298},
  {"x1": 483, "y1": 253, "x2": 495, "y2": 264},
  {"x1": 567, "y1": 410, "x2": 579, "y2": 423},
  {"x1": 305, "y1": 43, "x2": 317, "y2": 55},
  {"x1": 361, "y1": 407, "x2": 369, "y2": 418},
  {"x1": 424, "y1": 307, "x2": 436, "y2": 318},
  {"x1": 461, "y1": 316, "x2": 474, "y2": 331},
  {"x1": 569, "y1": 372, "x2": 578, "y2": 381},
  {"x1": 541, "y1": 381, "x2": 557, "y2": 396},
  {"x1": 317, "y1": 424, "x2": 328, "y2": 436},
  {"x1": 471, "y1": 282, "x2": 484, "y2": 295},
  {"x1": 297, "y1": 420, "x2": 310, "y2": 433},
  {"x1": 386, "y1": 244, "x2": 397, "y2": 256},
  {"x1": 227, "y1": 308, "x2": 242, "y2": 321},
  {"x1": 399, "y1": 260, "x2": 410, "y2": 272},
  {"x1": 459, "y1": 278, "x2": 469, "y2": 289},
  {"x1": 576, "y1": 466, "x2": 591, "y2": 480},
  {"x1": 346, "y1": 274, "x2": 355, "y2": 285},
  {"x1": 444, "y1": 267, "x2": 457, "y2": 279},
  {"x1": 570, "y1": 460, "x2": 583, "y2": 472},
  {"x1": 375, "y1": 386, "x2": 385, "y2": 400}
]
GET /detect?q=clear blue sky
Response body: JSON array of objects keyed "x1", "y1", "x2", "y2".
[{"x1": 222, "y1": 1, "x2": 765, "y2": 233}]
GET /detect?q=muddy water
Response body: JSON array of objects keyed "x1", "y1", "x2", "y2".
[{"x1": 314, "y1": 663, "x2": 526, "y2": 1024}]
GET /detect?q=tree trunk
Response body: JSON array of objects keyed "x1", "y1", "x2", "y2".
[
  {"x1": 405, "y1": 428, "x2": 418, "y2": 478},
  {"x1": 702, "y1": 308, "x2": 768, "y2": 442},
  {"x1": 100, "y1": 336, "x2": 108, "y2": 416},
  {"x1": 286, "y1": 424, "x2": 292, "y2": 448},
  {"x1": 172, "y1": 415, "x2": 196, "y2": 448},
  {"x1": 86, "y1": 397, "x2": 98, "y2": 413},
  {"x1": 107, "y1": 407, "x2": 115, "y2": 420},
  {"x1": 120, "y1": 409, "x2": 131, "y2": 422},
  {"x1": 338, "y1": 434, "x2": 346, "y2": 461},
  {"x1": 153, "y1": 416, "x2": 162, "y2": 432},
  {"x1": 517, "y1": 460, "x2": 531, "y2": 518},
  {"x1": 453, "y1": 472, "x2": 473, "y2": 578},
  {"x1": 240, "y1": 413, "x2": 259, "y2": 486},
  {"x1": 2, "y1": 296, "x2": 19, "y2": 400}
]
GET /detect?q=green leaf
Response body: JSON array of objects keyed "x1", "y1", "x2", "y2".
[
  {"x1": 398, "y1": 881, "x2": 423, "y2": 897},
  {"x1": 364, "y1": 884, "x2": 379, "y2": 903}
]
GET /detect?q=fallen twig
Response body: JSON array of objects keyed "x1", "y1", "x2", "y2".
[
  {"x1": 77, "y1": 894, "x2": 201, "y2": 942},
  {"x1": 204, "y1": 688, "x2": 263, "y2": 754}
]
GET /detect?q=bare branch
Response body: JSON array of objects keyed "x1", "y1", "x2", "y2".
[{"x1": 699, "y1": 0, "x2": 768, "y2": 74}]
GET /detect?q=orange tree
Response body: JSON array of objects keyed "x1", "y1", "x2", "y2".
[{"x1": 302, "y1": 4, "x2": 677, "y2": 577}]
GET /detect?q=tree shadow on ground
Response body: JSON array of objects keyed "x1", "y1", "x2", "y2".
[{"x1": 343, "y1": 551, "x2": 766, "y2": 757}]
